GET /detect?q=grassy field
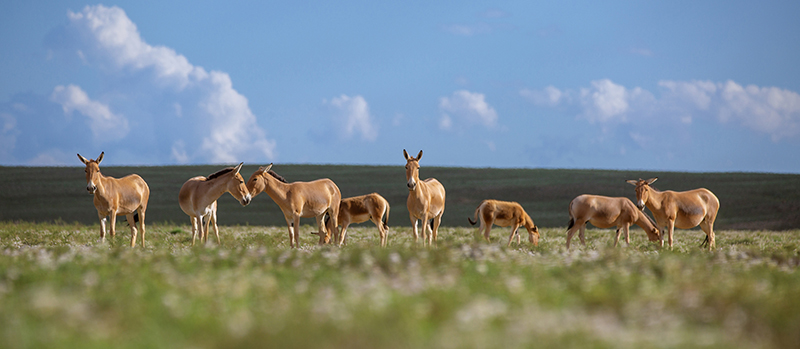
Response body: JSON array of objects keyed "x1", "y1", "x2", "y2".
[
  {"x1": 2, "y1": 165, "x2": 800, "y2": 229},
  {"x1": 1, "y1": 221, "x2": 799, "y2": 348}
]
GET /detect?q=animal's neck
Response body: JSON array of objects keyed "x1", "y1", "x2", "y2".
[
  {"x1": 262, "y1": 175, "x2": 289, "y2": 202},
  {"x1": 93, "y1": 173, "x2": 110, "y2": 196},
  {"x1": 204, "y1": 175, "x2": 231, "y2": 199},
  {"x1": 645, "y1": 188, "x2": 664, "y2": 210}
]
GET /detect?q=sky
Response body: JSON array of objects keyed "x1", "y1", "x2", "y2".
[{"x1": 1, "y1": 1, "x2": 800, "y2": 172}]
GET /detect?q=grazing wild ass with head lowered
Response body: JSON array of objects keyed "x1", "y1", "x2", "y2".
[
  {"x1": 247, "y1": 164, "x2": 341, "y2": 248},
  {"x1": 566, "y1": 194, "x2": 661, "y2": 249},
  {"x1": 468, "y1": 199, "x2": 540, "y2": 247},
  {"x1": 336, "y1": 193, "x2": 391, "y2": 247},
  {"x1": 628, "y1": 177, "x2": 720, "y2": 250},
  {"x1": 178, "y1": 163, "x2": 251, "y2": 246},
  {"x1": 403, "y1": 149, "x2": 446, "y2": 246},
  {"x1": 78, "y1": 152, "x2": 150, "y2": 247}
]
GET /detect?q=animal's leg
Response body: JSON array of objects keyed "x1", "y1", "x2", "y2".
[
  {"x1": 507, "y1": 223, "x2": 520, "y2": 247},
  {"x1": 614, "y1": 227, "x2": 622, "y2": 248},
  {"x1": 328, "y1": 209, "x2": 339, "y2": 246},
  {"x1": 338, "y1": 222, "x2": 350, "y2": 247},
  {"x1": 579, "y1": 224, "x2": 587, "y2": 246},
  {"x1": 667, "y1": 220, "x2": 675, "y2": 250},
  {"x1": 191, "y1": 216, "x2": 199, "y2": 246},
  {"x1": 410, "y1": 216, "x2": 419, "y2": 243},
  {"x1": 624, "y1": 224, "x2": 631, "y2": 245},
  {"x1": 565, "y1": 224, "x2": 579, "y2": 249},
  {"x1": 700, "y1": 220, "x2": 715, "y2": 251},
  {"x1": 371, "y1": 215, "x2": 387, "y2": 247},
  {"x1": 109, "y1": 211, "x2": 118, "y2": 239},
  {"x1": 202, "y1": 213, "x2": 212, "y2": 244},
  {"x1": 432, "y1": 214, "x2": 442, "y2": 245},
  {"x1": 293, "y1": 216, "x2": 302, "y2": 248},
  {"x1": 483, "y1": 221, "x2": 493, "y2": 243},
  {"x1": 421, "y1": 214, "x2": 430, "y2": 246},
  {"x1": 138, "y1": 208, "x2": 146, "y2": 248},
  {"x1": 285, "y1": 217, "x2": 296, "y2": 248},
  {"x1": 211, "y1": 209, "x2": 220, "y2": 245},
  {"x1": 98, "y1": 213, "x2": 107, "y2": 241},
  {"x1": 315, "y1": 215, "x2": 327, "y2": 245},
  {"x1": 126, "y1": 213, "x2": 138, "y2": 248}
]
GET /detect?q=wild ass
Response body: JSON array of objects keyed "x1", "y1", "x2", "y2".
[
  {"x1": 247, "y1": 164, "x2": 341, "y2": 248},
  {"x1": 403, "y1": 149, "x2": 446, "y2": 246},
  {"x1": 628, "y1": 178, "x2": 720, "y2": 250},
  {"x1": 566, "y1": 194, "x2": 661, "y2": 249},
  {"x1": 336, "y1": 193, "x2": 391, "y2": 247},
  {"x1": 78, "y1": 152, "x2": 150, "y2": 247},
  {"x1": 468, "y1": 199, "x2": 540, "y2": 247},
  {"x1": 178, "y1": 163, "x2": 251, "y2": 246}
]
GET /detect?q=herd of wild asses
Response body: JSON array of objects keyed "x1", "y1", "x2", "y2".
[{"x1": 78, "y1": 150, "x2": 719, "y2": 250}]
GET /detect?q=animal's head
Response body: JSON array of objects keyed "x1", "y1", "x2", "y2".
[
  {"x1": 528, "y1": 225, "x2": 540, "y2": 246},
  {"x1": 403, "y1": 149, "x2": 423, "y2": 191},
  {"x1": 246, "y1": 163, "x2": 275, "y2": 197},
  {"x1": 642, "y1": 212, "x2": 662, "y2": 242},
  {"x1": 627, "y1": 177, "x2": 658, "y2": 210},
  {"x1": 215, "y1": 162, "x2": 250, "y2": 206},
  {"x1": 78, "y1": 152, "x2": 104, "y2": 194}
]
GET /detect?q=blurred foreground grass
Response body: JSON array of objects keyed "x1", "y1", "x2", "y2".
[{"x1": 1, "y1": 222, "x2": 799, "y2": 348}]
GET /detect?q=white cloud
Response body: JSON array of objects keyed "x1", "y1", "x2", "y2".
[
  {"x1": 63, "y1": 4, "x2": 275, "y2": 163},
  {"x1": 50, "y1": 84, "x2": 129, "y2": 142},
  {"x1": 326, "y1": 95, "x2": 378, "y2": 141},
  {"x1": 439, "y1": 90, "x2": 498, "y2": 130},
  {"x1": 523, "y1": 79, "x2": 800, "y2": 141}
]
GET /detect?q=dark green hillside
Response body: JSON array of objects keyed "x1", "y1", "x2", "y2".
[{"x1": 1, "y1": 165, "x2": 798, "y2": 229}]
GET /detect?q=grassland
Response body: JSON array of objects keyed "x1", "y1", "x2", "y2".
[
  {"x1": 1, "y1": 222, "x2": 799, "y2": 348},
  {"x1": 1, "y1": 166, "x2": 799, "y2": 348},
  {"x1": 2, "y1": 165, "x2": 800, "y2": 229}
]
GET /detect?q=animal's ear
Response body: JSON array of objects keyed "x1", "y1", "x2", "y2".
[
  {"x1": 646, "y1": 177, "x2": 658, "y2": 185},
  {"x1": 263, "y1": 163, "x2": 273, "y2": 172},
  {"x1": 403, "y1": 149, "x2": 410, "y2": 160},
  {"x1": 416, "y1": 150, "x2": 423, "y2": 161},
  {"x1": 96, "y1": 152, "x2": 104, "y2": 164},
  {"x1": 233, "y1": 162, "x2": 244, "y2": 174},
  {"x1": 626, "y1": 179, "x2": 638, "y2": 186},
  {"x1": 77, "y1": 153, "x2": 89, "y2": 165}
]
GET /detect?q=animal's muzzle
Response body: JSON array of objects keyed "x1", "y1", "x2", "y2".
[
  {"x1": 86, "y1": 185, "x2": 97, "y2": 194},
  {"x1": 407, "y1": 179, "x2": 416, "y2": 191},
  {"x1": 636, "y1": 201, "x2": 645, "y2": 210},
  {"x1": 241, "y1": 194, "x2": 252, "y2": 206}
]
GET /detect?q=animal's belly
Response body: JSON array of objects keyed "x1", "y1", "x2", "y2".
[
  {"x1": 347, "y1": 212, "x2": 371, "y2": 224},
  {"x1": 491, "y1": 217, "x2": 516, "y2": 227},
  {"x1": 674, "y1": 215, "x2": 703, "y2": 229}
]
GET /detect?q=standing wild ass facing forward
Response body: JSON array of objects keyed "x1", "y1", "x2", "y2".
[
  {"x1": 566, "y1": 194, "x2": 661, "y2": 249},
  {"x1": 78, "y1": 152, "x2": 150, "y2": 247},
  {"x1": 628, "y1": 178, "x2": 720, "y2": 250},
  {"x1": 468, "y1": 199, "x2": 540, "y2": 247},
  {"x1": 336, "y1": 193, "x2": 391, "y2": 247},
  {"x1": 247, "y1": 164, "x2": 341, "y2": 248},
  {"x1": 178, "y1": 163, "x2": 252, "y2": 246},
  {"x1": 403, "y1": 150, "x2": 446, "y2": 246}
]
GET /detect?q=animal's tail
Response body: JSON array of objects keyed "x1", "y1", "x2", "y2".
[
  {"x1": 382, "y1": 204, "x2": 390, "y2": 230},
  {"x1": 468, "y1": 205, "x2": 480, "y2": 225},
  {"x1": 566, "y1": 198, "x2": 575, "y2": 231},
  {"x1": 699, "y1": 234, "x2": 710, "y2": 248}
]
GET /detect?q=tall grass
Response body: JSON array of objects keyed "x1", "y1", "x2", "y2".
[{"x1": 1, "y1": 222, "x2": 799, "y2": 348}]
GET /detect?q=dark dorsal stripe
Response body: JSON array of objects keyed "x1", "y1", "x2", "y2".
[
  {"x1": 207, "y1": 167, "x2": 234, "y2": 180},
  {"x1": 267, "y1": 170, "x2": 287, "y2": 183}
]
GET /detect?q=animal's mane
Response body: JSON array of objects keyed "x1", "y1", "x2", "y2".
[
  {"x1": 207, "y1": 167, "x2": 234, "y2": 180},
  {"x1": 267, "y1": 170, "x2": 287, "y2": 183}
]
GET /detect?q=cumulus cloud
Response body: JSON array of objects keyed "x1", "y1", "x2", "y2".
[
  {"x1": 50, "y1": 84, "x2": 129, "y2": 143},
  {"x1": 439, "y1": 90, "x2": 498, "y2": 130},
  {"x1": 523, "y1": 79, "x2": 800, "y2": 141},
  {"x1": 19, "y1": 4, "x2": 277, "y2": 165},
  {"x1": 325, "y1": 95, "x2": 378, "y2": 141}
]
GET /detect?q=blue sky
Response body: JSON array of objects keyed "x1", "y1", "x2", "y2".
[{"x1": 2, "y1": 1, "x2": 799, "y2": 172}]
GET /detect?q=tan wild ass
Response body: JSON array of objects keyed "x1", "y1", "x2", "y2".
[
  {"x1": 628, "y1": 178, "x2": 720, "y2": 250},
  {"x1": 468, "y1": 199, "x2": 540, "y2": 247},
  {"x1": 78, "y1": 152, "x2": 150, "y2": 247},
  {"x1": 247, "y1": 164, "x2": 341, "y2": 248},
  {"x1": 178, "y1": 163, "x2": 251, "y2": 246},
  {"x1": 403, "y1": 150, "x2": 446, "y2": 245},
  {"x1": 336, "y1": 193, "x2": 391, "y2": 247},
  {"x1": 566, "y1": 194, "x2": 661, "y2": 249}
]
